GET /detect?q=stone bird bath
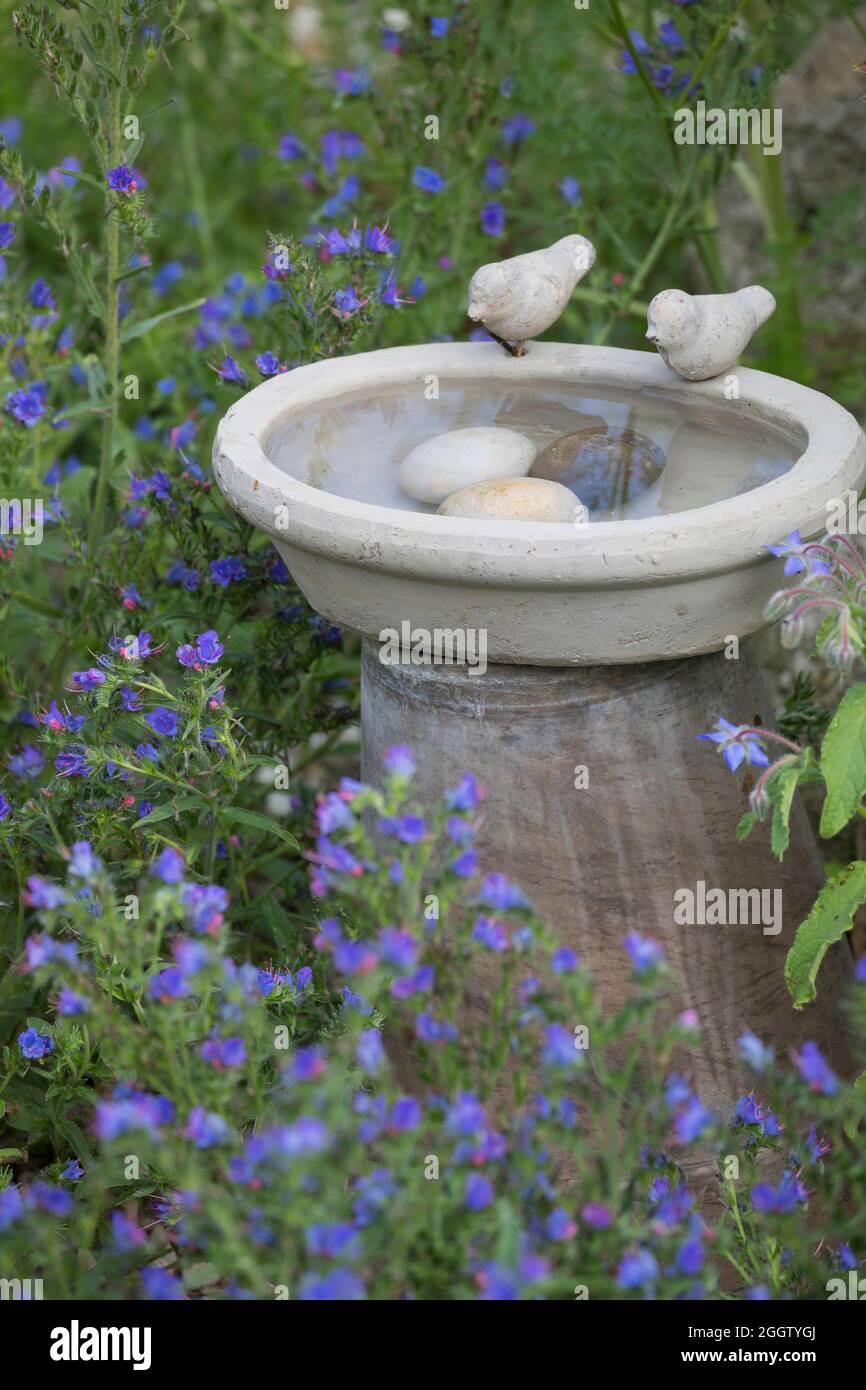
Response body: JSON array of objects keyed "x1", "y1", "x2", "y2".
[{"x1": 214, "y1": 340, "x2": 866, "y2": 1121}]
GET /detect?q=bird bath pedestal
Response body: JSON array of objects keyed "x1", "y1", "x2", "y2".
[{"x1": 214, "y1": 342, "x2": 866, "y2": 1119}]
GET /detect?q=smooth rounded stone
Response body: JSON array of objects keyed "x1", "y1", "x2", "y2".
[
  {"x1": 531, "y1": 426, "x2": 666, "y2": 516},
  {"x1": 438, "y1": 476, "x2": 580, "y2": 523},
  {"x1": 399, "y1": 426, "x2": 536, "y2": 505}
]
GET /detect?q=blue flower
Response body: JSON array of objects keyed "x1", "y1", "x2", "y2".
[
  {"x1": 145, "y1": 706, "x2": 180, "y2": 738},
  {"x1": 384, "y1": 744, "x2": 415, "y2": 777},
  {"x1": 481, "y1": 201, "x2": 506, "y2": 237},
  {"x1": 465, "y1": 1174, "x2": 494, "y2": 1210},
  {"x1": 617, "y1": 1248, "x2": 657, "y2": 1290},
  {"x1": 413, "y1": 166, "x2": 446, "y2": 194},
  {"x1": 18, "y1": 1027, "x2": 53, "y2": 1059},
  {"x1": 697, "y1": 717, "x2": 770, "y2": 773},
  {"x1": 430, "y1": 17, "x2": 450, "y2": 37},
  {"x1": 623, "y1": 931, "x2": 664, "y2": 974},
  {"x1": 558, "y1": 176, "x2": 582, "y2": 206}
]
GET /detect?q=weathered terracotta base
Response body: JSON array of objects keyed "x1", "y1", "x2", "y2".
[{"x1": 361, "y1": 639, "x2": 853, "y2": 1127}]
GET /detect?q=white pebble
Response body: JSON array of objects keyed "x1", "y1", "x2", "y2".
[{"x1": 399, "y1": 427, "x2": 536, "y2": 505}]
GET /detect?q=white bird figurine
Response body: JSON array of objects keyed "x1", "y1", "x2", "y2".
[
  {"x1": 467, "y1": 234, "x2": 596, "y2": 356},
  {"x1": 645, "y1": 285, "x2": 776, "y2": 381}
]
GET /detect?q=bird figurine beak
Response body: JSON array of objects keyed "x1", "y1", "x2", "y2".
[{"x1": 645, "y1": 327, "x2": 659, "y2": 344}]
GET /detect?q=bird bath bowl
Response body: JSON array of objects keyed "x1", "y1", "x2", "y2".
[
  {"x1": 213, "y1": 343, "x2": 864, "y2": 664},
  {"x1": 214, "y1": 341, "x2": 866, "y2": 1124}
]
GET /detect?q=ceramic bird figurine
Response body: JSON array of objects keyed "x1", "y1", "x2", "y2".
[
  {"x1": 467, "y1": 235, "x2": 596, "y2": 356},
  {"x1": 645, "y1": 286, "x2": 776, "y2": 381}
]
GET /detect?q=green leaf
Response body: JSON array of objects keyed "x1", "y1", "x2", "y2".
[
  {"x1": 219, "y1": 807, "x2": 299, "y2": 851},
  {"x1": 844, "y1": 1071, "x2": 866, "y2": 1141},
  {"x1": 736, "y1": 812, "x2": 757, "y2": 842},
  {"x1": 770, "y1": 764, "x2": 801, "y2": 860},
  {"x1": 786, "y1": 861, "x2": 866, "y2": 1007},
  {"x1": 119, "y1": 297, "x2": 206, "y2": 344},
  {"x1": 819, "y1": 684, "x2": 866, "y2": 837}
]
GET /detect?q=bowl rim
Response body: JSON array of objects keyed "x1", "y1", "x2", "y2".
[{"x1": 212, "y1": 341, "x2": 866, "y2": 589}]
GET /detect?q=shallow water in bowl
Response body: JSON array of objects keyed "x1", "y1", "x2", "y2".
[{"x1": 265, "y1": 379, "x2": 798, "y2": 521}]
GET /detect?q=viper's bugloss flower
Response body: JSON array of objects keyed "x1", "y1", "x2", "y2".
[
  {"x1": 182, "y1": 882, "x2": 228, "y2": 935},
  {"x1": 148, "y1": 967, "x2": 191, "y2": 1003},
  {"x1": 57, "y1": 987, "x2": 89, "y2": 1016},
  {"x1": 377, "y1": 813, "x2": 426, "y2": 844},
  {"x1": 673, "y1": 1096, "x2": 713, "y2": 1144},
  {"x1": 0, "y1": 1186, "x2": 24, "y2": 1228},
  {"x1": 111, "y1": 1209, "x2": 146, "y2": 1251},
  {"x1": 118, "y1": 685, "x2": 143, "y2": 713},
  {"x1": 255, "y1": 350, "x2": 282, "y2": 377},
  {"x1": 68, "y1": 840, "x2": 102, "y2": 879},
  {"x1": 413, "y1": 165, "x2": 446, "y2": 193},
  {"x1": 384, "y1": 745, "x2": 415, "y2": 778},
  {"x1": 333, "y1": 66, "x2": 371, "y2": 95},
  {"x1": 501, "y1": 113, "x2": 536, "y2": 145},
  {"x1": 117, "y1": 630, "x2": 159, "y2": 661},
  {"x1": 18, "y1": 1026, "x2": 53, "y2": 1058},
  {"x1": 166, "y1": 559, "x2": 200, "y2": 591},
  {"x1": 478, "y1": 873, "x2": 529, "y2": 911},
  {"x1": 24, "y1": 877, "x2": 68, "y2": 910},
  {"x1": 356, "y1": 1029, "x2": 384, "y2": 1075},
  {"x1": 177, "y1": 628, "x2": 224, "y2": 668},
  {"x1": 380, "y1": 276, "x2": 405, "y2": 311},
  {"x1": 95, "y1": 1086, "x2": 174, "y2": 1140},
  {"x1": 29, "y1": 276, "x2": 56, "y2": 309},
  {"x1": 5, "y1": 381, "x2": 47, "y2": 426},
  {"x1": 8, "y1": 743, "x2": 43, "y2": 778},
  {"x1": 389, "y1": 1096, "x2": 421, "y2": 1131},
  {"x1": 145, "y1": 706, "x2": 180, "y2": 738},
  {"x1": 141, "y1": 1267, "x2": 185, "y2": 1300},
  {"x1": 617, "y1": 1247, "x2": 657, "y2": 1290},
  {"x1": 559, "y1": 176, "x2": 582, "y2": 206},
  {"x1": 62, "y1": 1159, "x2": 85, "y2": 1181},
  {"x1": 323, "y1": 225, "x2": 361, "y2": 255},
  {"x1": 299, "y1": 1268, "x2": 365, "y2": 1300},
  {"x1": 473, "y1": 916, "x2": 508, "y2": 951},
  {"x1": 55, "y1": 745, "x2": 91, "y2": 777},
  {"x1": 68, "y1": 668, "x2": 105, "y2": 693},
  {"x1": 151, "y1": 846, "x2": 185, "y2": 884},
  {"x1": 0, "y1": 220, "x2": 16, "y2": 249},
  {"x1": 481, "y1": 201, "x2": 506, "y2": 237},
  {"x1": 738, "y1": 1030, "x2": 774, "y2": 1072},
  {"x1": 210, "y1": 554, "x2": 246, "y2": 587},
  {"x1": 106, "y1": 164, "x2": 138, "y2": 195},
  {"x1": 430, "y1": 16, "x2": 450, "y2": 36},
  {"x1": 465, "y1": 1174, "x2": 494, "y2": 1210},
  {"x1": 364, "y1": 223, "x2": 395, "y2": 254},
  {"x1": 792, "y1": 1040, "x2": 838, "y2": 1096},
  {"x1": 391, "y1": 964, "x2": 433, "y2": 998},
  {"x1": 374, "y1": 928, "x2": 416, "y2": 971},
  {"x1": 751, "y1": 1171, "x2": 808, "y2": 1214},
  {"x1": 278, "y1": 132, "x2": 306, "y2": 160},
  {"x1": 29, "y1": 1181, "x2": 72, "y2": 1217},
  {"x1": 542, "y1": 1024, "x2": 579, "y2": 1069},
  {"x1": 120, "y1": 584, "x2": 143, "y2": 611},
  {"x1": 215, "y1": 354, "x2": 246, "y2": 385},
  {"x1": 581, "y1": 1201, "x2": 613, "y2": 1230}
]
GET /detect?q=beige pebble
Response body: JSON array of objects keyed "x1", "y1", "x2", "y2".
[{"x1": 438, "y1": 476, "x2": 582, "y2": 522}]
